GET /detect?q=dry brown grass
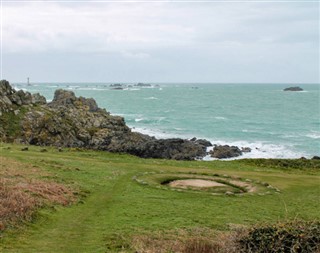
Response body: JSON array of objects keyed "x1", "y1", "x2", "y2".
[
  {"x1": 131, "y1": 228, "x2": 241, "y2": 253},
  {"x1": 0, "y1": 156, "x2": 77, "y2": 231}
]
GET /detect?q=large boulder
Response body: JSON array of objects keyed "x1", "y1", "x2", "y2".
[
  {"x1": 210, "y1": 145, "x2": 242, "y2": 159},
  {"x1": 48, "y1": 89, "x2": 77, "y2": 108},
  {"x1": 190, "y1": 137, "x2": 212, "y2": 148},
  {"x1": 0, "y1": 80, "x2": 15, "y2": 96},
  {"x1": 144, "y1": 138, "x2": 206, "y2": 160},
  {"x1": 48, "y1": 89, "x2": 101, "y2": 113},
  {"x1": 122, "y1": 137, "x2": 206, "y2": 160},
  {"x1": 32, "y1": 93, "x2": 47, "y2": 105}
]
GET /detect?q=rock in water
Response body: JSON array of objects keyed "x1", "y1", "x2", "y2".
[
  {"x1": 283, "y1": 86, "x2": 303, "y2": 91},
  {"x1": 210, "y1": 145, "x2": 243, "y2": 159},
  {"x1": 241, "y1": 147, "x2": 252, "y2": 153}
]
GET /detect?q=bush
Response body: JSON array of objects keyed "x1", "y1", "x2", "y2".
[{"x1": 238, "y1": 220, "x2": 320, "y2": 253}]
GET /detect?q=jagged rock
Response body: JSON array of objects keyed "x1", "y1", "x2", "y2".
[
  {"x1": 190, "y1": 137, "x2": 212, "y2": 148},
  {"x1": 0, "y1": 80, "x2": 15, "y2": 113},
  {"x1": 48, "y1": 89, "x2": 77, "y2": 108},
  {"x1": 0, "y1": 80, "x2": 14, "y2": 96},
  {"x1": 11, "y1": 90, "x2": 33, "y2": 105},
  {"x1": 48, "y1": 89, "x2": 102, "y2": 113},
  {"x1": 210, "y1": 145, "x2": 242, "y2": 159},
  {"x1": 32, "y1": 93, "x2": 46, "y2": 105},
  {"x1": 0, "y1": 80, "x2": 45, "y2": 110},
  {"x1": 0, "y1": 95, "x2": 12, "y2": 107},
  {"x1": 241, "y1": 147, "x2": 252, "y2": 153},
  {"x1": 283, "y1": 86, "x2": 303, "y2": 91},
  {"x1": 78, "y1": 97, "x2": 99, "y2": 112},
  {"x1": 123, "y1": 137, "x2": 206, "y2": 160},
  {"x1": 10, "y1": 91, "x2": 23, "y2": 105}
]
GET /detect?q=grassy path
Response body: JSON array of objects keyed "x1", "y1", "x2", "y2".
[
  {"x1": 3, "y1": 173, "x2": 133, "y2": 253},
  {"x1": 1, "y1": 145, "x2": 319, "y2": 252}
]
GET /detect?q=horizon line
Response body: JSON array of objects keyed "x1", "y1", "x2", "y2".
[{"x1": 6, "y1": 80, "x2": 320, "y2": 85}]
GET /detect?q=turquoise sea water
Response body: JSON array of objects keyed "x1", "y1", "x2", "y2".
[{"x1": 15, "y1": 82, "x2": 319, "y2": 159}]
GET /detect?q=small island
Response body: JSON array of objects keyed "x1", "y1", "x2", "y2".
[{"x1": 283, "y1": 86, "x2": 303, "y2": 91}]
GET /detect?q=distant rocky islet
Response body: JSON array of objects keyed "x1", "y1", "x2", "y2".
[{"x1": 283, "y1": 86, "x2": 303, "y2": 91}]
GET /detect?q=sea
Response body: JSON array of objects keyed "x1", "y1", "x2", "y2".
[{"x1": 13, "y1": 82, "x2": 320, "y2": 159}]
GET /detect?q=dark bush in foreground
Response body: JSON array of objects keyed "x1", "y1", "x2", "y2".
[{"x1": 239, "y1": 221, "x2": 320, "y2": 253}]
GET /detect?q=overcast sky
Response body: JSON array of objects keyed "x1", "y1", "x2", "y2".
[{"x1": 1, "y1": 1, "x2": 319, "y2": 83}]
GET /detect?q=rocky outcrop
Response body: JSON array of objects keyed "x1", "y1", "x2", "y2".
[
  {"x1": 283, "y1": 86, "x2": 303, "y2": 91},
  {"x1": 0, "y1": 80, "x2": 46, "y2": 114},
  {"x1": 31, "y1": 93, "x2": 47, "y2": 105},
  {"x1": 48, "y1": 89, "x2": 100, "y2": 112},
  {"x1": 0, "y1": 80, "x2": 206, "y2": 160},
  {"x1": 241, "y1": 147, "x2": 252, "y2": 153},
  {"x1": 210, "y1": 145, "x2": 243, "y2": 159},
  {"x1": 190, "y1": 137, "x2": 213, "y2": 148}
]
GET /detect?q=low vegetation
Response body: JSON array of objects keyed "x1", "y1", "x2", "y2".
[
  {"x1": 0, "y1": 143, "x2": 319, "y2": 252},
  {"x1": 239, "y1": 158, "x2": 320, "y2": 171},
  {"x1": 131, "y1": 221, "x2": 320, "y2": 253},
  {"x1": 239, "y1": 220, "x2": 320, "y2": 253},
  {"x1": 0, "y1": 156, "x2": 77, "y2": 232}
]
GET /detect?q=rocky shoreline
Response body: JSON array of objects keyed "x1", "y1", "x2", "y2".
[
  {"x1": 2, "y1": 80, "x2": 316, "y2": 161},
  {"x1": 1, "y1": 80, "x2": 209, "y2": 160}
]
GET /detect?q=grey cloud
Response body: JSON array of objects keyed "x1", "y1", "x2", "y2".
[{"x1": 2, "y1": 1, "x2": 319, "y2": 83}]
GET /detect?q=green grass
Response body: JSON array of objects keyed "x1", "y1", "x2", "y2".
[
  {"x1": 0, "y1": 143, "x2": 319, "y2": 252},
  {"x1": 0, "y1": 109, "x2": 27, "y2": 139}
]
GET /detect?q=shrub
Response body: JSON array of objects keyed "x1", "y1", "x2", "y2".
[{"x1": 238, "y1": 220, "x2": 320, "y2": 253}]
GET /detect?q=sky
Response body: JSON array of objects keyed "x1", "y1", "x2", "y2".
[{"x1": 1, "y1": 0, "x2": 319, "y2": 83}]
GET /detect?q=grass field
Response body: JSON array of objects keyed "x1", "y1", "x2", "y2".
[{"x1": 0, "y1": 144, "x2": 319, "y2": 252}]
